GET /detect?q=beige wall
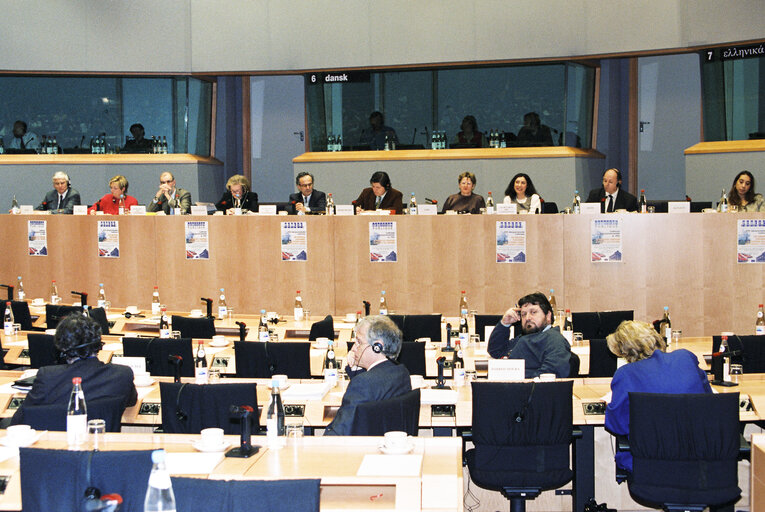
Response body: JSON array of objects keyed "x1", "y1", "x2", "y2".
[{"x1": 1, "y1": 0, "x2": 762, "y2": 73}]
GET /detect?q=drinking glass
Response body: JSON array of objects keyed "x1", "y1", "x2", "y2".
[
  {"x1": 573, "y1": 332, "x2": 584, "y2": 346},
  {"x1": 88, "y1": 419, "x2": 106, "y2": 451},
  {"x1": 730, "y1": 364, "x2": 743, "y2": 384}
]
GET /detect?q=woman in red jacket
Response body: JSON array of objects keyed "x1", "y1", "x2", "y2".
[{"x1": 89, "y1": 175, "x2": 138, "y2": 214}]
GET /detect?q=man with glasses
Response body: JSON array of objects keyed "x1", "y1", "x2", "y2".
[
  {"x1": 34, "y1": 171, "x2": 81, "y2": 214},
  {"x1": 289, "y1": 172, "x2": 326, "y2": 214},
  {"x1": 147, "y1": 171, "x2": 192, "y2": 214}
]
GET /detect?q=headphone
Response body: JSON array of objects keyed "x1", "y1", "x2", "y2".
[
  {"x1": 58, "y1": 339, "x2": 104, "y2": 362},
  {"x1": 372, "y1": 342, "x2": 384, "y2": 354},
  {"x1": 513, "y1": 382, "x2": 536, "y2": 423},
  {"x1": 603, "y1": 168, "x2": 623, "y2": 187},
  {"x1": 175, "y1": 383, "x2": 189, "y2": 421}
]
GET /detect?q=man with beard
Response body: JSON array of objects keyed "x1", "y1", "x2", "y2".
[{"x1": 487, "y1": 292, "x2": 571, "y2": 378}]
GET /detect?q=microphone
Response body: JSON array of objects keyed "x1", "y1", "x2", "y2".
[
  {"x1": 424, "y1": 198, "x2": 438, "y2": 205},
  {"x1": 0, "y1": 285, "x2": 14, "y2": 302},
  {"x1": 363, "y1": 301, "x2": 371, "y2": 316},
  {"x1": 411, "y1": 127, "x2": 417, "y2": 145},
  {"x1": 442, "y1": 322, "x2": 454, "y2": 352},
  {"x1": 168, "y1": 355, "x2": 183, "y2": 383},
  {"x1": 433, "y1": 356, "x2": 449, "y2": 389},
  {"x1": 686, "y1": 195, "x2": 692, "y2": 202},
  {"x1": 79, "y1": 135, "x2": 85, "y2": 148},
  {"x1": 235, "y1": 321, "x2": 247, "y2": 342},
  {"x1": 71, "y1": 291, "x2": 88, "y2": 306},
  {"x1": 201, "y1": 298, "x2": 213, "y2": 318},
  {"x1": 225, "y1": 405, "x2": 258, "y2": 458},
  {"x1": 423, "y1": 126, "x2": 430, "y2": 144}
]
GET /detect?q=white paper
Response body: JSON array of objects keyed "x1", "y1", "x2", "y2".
[
  {"x1": 185, "y1": 221, "x2": 209, "y2": 259},
  {"x1": 259, "y1": 205, "x2": 277, "y2": 215},
  {"x1": 496, "y1": 220, "x2": 526, "y2": 263},
  {"x1": 282, "y1": 382, "x2": 331, "y2": 400},
  {"x1": 488, "y1": 359, "x2": 525, "y2": 381},
  {"x1": 581, "y1": 203, "x2": 601, "y2": 215},
  {"x1": 369, "y1": 221, "x2": 397, "y2": 262},
  {"x1": 73, "y1": 205, "x2": 87, "y2": 215},
  {"x1": 335, "y1": 205, "x2": 354, "y2": 216},
  {"x1": 19, "y1": 205, "x2": 34, "y2": 215},
  {"x1": 190, "y1": 205, "x2": 208, "y2": 216},
  {"x1": 130, "y1": 205, "x2": 146, "y2": 215},
  {"x1": 357, "y1": 454, "x2": 422, "y2": 476},
  {"x1": 281, "y1": 221, "x2": 307, "y2": 261},
  {"x1": 668, "y1": 202, "x2": 690, "y2": 214},
  {"x1": 28, "y1": 220, "x2": 48, "y2": 256},
  {"x1": 591, "y1": 218, "x2": 623, "y2": 262},
  {"x1": 164, "y1": 452, "x2": 224, "y2": 475},
  {"x1": 97, "y1": 220, "x2": 120, "y2": 258},
  {"x1": 419, "y1": 388, "x2": 458, "y2": 405},
  {"x1": 495, "y1": 203, "x2": 516, "y2": 214},
  {"x1": 111, "y1": 356, "x2": 146, "y2": 374}
]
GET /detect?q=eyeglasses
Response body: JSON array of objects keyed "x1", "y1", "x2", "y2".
[{"x1": 160, "y1": 180, "x2": 174, "y2": 184}]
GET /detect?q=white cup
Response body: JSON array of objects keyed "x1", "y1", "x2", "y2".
[
  {"x1": 126, "y1": 305, "x2": 139, "y2": 315},
  {"x1": 383, "y1": 431, "x2": 408, "y2": 450},
  {"x1": 200, "y1": 427, "x2": 224, "y2": 448},
  {"x1": 212, "y1": 335, "x2": 226, "y2": 345},
  {"x1": 6, "y1": 424, "x2": 33, "y2": 442},
  {"x1": 315, "y1": 337, "x2": 329, "y2": 349},
  {"x1": 539, "y1": 373, "x2": 556, "y2": 381},
  {"x1": 272, "y1": 374, "x2": 288, "y2": 388}
]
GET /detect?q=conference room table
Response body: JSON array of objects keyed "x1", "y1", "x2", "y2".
[{"x1": 0, "y1": 432, "x2": 463, "y2": 511}]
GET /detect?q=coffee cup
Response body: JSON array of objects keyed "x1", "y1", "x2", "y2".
[
  {"x1": 200, "y1": 427, "x2": 224, "y2": 448},
  {"x1": 126, "y1": 305, "x2": 139, "y2": 315},
  {"x1": 539, "y1": 373, "x2": 556, "y2": 382},
  {"x1": 344, "y1": 313, "x2": 357, "y2": 323},
  {"x1": 454, "y1": 367, "x2": 466, "y2": 386},
  {"x1": 383, "y1": 431, "x2": 408, "y2": 450},
  {"x1": 189, "y1": 309, "x2": 203, "y2": 318},
  {"x1": 315, "y1": 337, "x2": 329, "y2": 349},
  {"x1": 272, "y1": 374, "x2": 288, "y2": 388},
  {"x1": 323, "y1": 368, "x2": 338, "y2": 386},
  {"x1": 6, "y1": 424, "x2": 33, "y2": 443},
  {"x1": 212, "y1": 335, "x2": 226, "y2": 345}
]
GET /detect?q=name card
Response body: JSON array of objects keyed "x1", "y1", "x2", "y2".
[
  {"x1": 19, "y1": 205, "x2": 34, "y2": 215},
  {"x1": 581, "y1": 202, "x2": 601, "y2": 214},
  {"x1": 418, "y1": 204, "x2": 437, "y2": 216},
  {"x1": 190, "y1": 205, "x2": 208, "y2": 216},
  {"x1": 259, "y1": 205, "x2": 277, "y2": 215},
  {"x1": 561, "y1": 330, "x2": 573, "y2": 345},
  {"x1": 488, "y1": 359, "x2": 525, "y2": 381},
  {"x1": 496, "y1": 203, "x2": 516, "y2": 214},
  {"x1": 335, "y1": 204, "x2": 354, "y2": 216},
  {"x1": 668, "y1": 201, "x2": 691, "y2": 214},
  {"x1": 130, "y1": 205, "x2": 146, "y2": 215},
  {"x1": 110, "y1": 356, "x2": 146, "y2": 374},
  {"x1": 73, "y1": 205, "x2": 87, "y2": 215}
]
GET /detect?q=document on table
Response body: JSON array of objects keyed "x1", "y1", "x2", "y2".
[
  {"x1": 357, "y1": 454, "x2": 422, "y2": 476},
  {"x1": 282, "y1": 382, "x2": 332, "y2": 400}
]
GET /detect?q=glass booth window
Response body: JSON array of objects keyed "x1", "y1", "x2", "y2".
[{"x1": 0, "y1": 75, "x2": 213, "y2": 155}]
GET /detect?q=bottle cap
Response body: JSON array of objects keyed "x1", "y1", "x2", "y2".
[
  {"x1": 151, "y1": 449, "x2": 166, "y2": 463},
  {"x1": 641, "y1": 189, "x2": 646, "y2": 193},
  {"x1": 5, "y1": 301, "x2": 10, "y2": 305},
  {"x1": 550, "y1": 288, "x2": 554, "y2": 293},
  {"x1": 664, "y1": 306, "x2": 669, "y2": 311},
  {"x1": 381, "y1": 290, "x2": 386, "y2": 295},
  {"x1": 72, "y1": 377, "x2": 82, "y2": 384},
  {"x1": 154, "y1": 286, "x2": 158, "y2": 289},
  {"x1": 760, "y1": 304, "x2": 763, "y2": 307},
  {"x1": 271, "y1": 379, "x2": 280, "y2": 389},
  {"x1": 296, "y1": 290, "x2": 300, "y2": 294},
  {"x1": 99, "y1": 283, "x2": 103, "y2": 287},
  {"x1": 461, "y1": 290, "x2": 466, "y2": 294},
  {"x1": 220, "y1": 288, "x2": 224, "y2": 292},
  {"x1": 261, "y1": 309, "x2": 266, "y2": 314}
]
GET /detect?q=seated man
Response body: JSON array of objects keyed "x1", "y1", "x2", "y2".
[
  {"x1": 122, "y1": 123, "x2": 154, "y2": 153},
  {"x1": 289, "y1": 172, "x2": 326, "y2": 214},
  {"x1": 586, "y1": 168, "x2": 638, "y2": 212},
  {"x1": 7, "y1": 120, "x2": 39, "y2": 151},
  {"x1": 147, "y1": 171, "x2": 192, "y2": 214},
  {"x1": 12, "y1": 314, "x2": 137, "y2": 425},
  {"x1": 35, "y1": 171, "x2": 81, "y2": 214},
  {"x1": 324, "y1": 315, "x2": 411, "y2": 435},
  {"x1": 488, "y1": 291, "x2": 571, "y2": 378},
  {"x1": 354, "y1": 171, "x2": 403, "y2": 214}
]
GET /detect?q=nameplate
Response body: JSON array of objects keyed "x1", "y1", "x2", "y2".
[
  {"x1": 488, "y1": 359, "x2": 525, "y2": 381},
  {"x1": 581, "y1": 203, "x2": 601, "y2": 214},
  {"x1": 496, "y1": 203, "x2": 516, "y2": 214},
  {"x1": 19, "y1": 205, "x2": 34, "y2": 215},
  {"x1": 111, "y1": 356, "x2": 147, "y2": 374},
  {"x1": 561, "y1": 330, "x2": 573, "y2": 345},
  {"x1": 335, "y1": 205, "x2": 354, "y2": 216},
  {"x1": 418, "y1": 204, "x2": 437, "y2": 216},
  {"x1": 190, "y1": 205, "x2": 208, "y2": 216},
  {"x1": 130, "y1": 205, "x2": 146, "y2": 215},
  {"x1": 259, "y1": 205, "x2": 277, "y2": 215},
  {"x1": 73, "y1": 205, "x2": 87, "y2": 215},
  {"x1": 668, "y1": 202, "x2": 691, "y2": 214}
]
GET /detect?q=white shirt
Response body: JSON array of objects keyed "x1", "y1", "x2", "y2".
[
  {"x1": 605, "y1": 189, "x2": 619, "y2": 211},
  {"x1": 8, "y1": 131, "x2": 39, "y2": 150}
]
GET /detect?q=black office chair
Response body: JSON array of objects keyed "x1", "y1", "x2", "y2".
[
  {"x1": 20, "y1": 448, "x2": 152, "y2": 511},
  {"x1": 88, "y1": 306, "x2": 110, "y2": 335},
  {"x1": 10, "y1": 301, "x2": 41, "y2": 331},
  {"x1": 568, "y1": 352, "x2": 580, "y2": 378},
  {"x1": 646, "y1": 200, "x2": 668, "y2": 213},
  {"x1": 475, "y1": 314, "x2": 503, "y2": 341},
  {"x1": 171, "y1": 315, "x2": 216, "y2": 339},
  {"x1": 466, "y1": 381, "x2": 575, "y2": 512},
  {"x1": 571, "y1": 310, "x2": 633, "y2": 340},
  {"x1": 398, "y1": 341, "x2": 426, "y2": 376},
  {"x1": 122, "y1": 337, "x2": 194, "y2": 377},
  {"x1": 234, "y1": 341, "x2": 311, "y2": 379},
  {"x1": 690, "y1": 201, "x2": 712, "y2": 212},
  {"x1": 623, "y1": 392, "x2": 742, "y2": 511},
  {"x1": 541, "y1": 201, "x2": 558, "y2": 214},
  {"x1": 387, "y1": 314, "x2": 406, "y2": 334},
  {"x1": 45, "y1": 304, "x2": 82, "y2": 329},
  {"x1": 12, "y1": 395, "x2": 127, "y2": 432},
  {"x1": 712, "y1": 335, "x2": 765, "y2": 373},
  {"x1": 308, "y1": 315, "x2": 334, "y2": 341},
  {"x1": 27, "y1": 333, "x2": 60, "y2": 368},
  {"x1": 160, "y1": 382, "x2": 258, "y2": 434},
  {"x1": 402, "y1": 314, "x2": 442, "y2": 341},
  {"x1": 350, "y1": 389, "x2": 420, "y2": 436},
  {"x1": 588, "y1": 338, "x2": 618, "y2": 377},
  {"x1": 172, "y1": 477, "x2": 321, "y2": 512}
]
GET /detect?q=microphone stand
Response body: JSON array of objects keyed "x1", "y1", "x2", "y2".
[
  {"x1": 226, "y1": 405, "x2": 259, "y2": 458},
  {"x1": 168, "y1": 355, "x2": 183, "y2": 383},
  {"x1": 363, "y1": 301, "x2": 371, "y2": 317},
  {"x1": 201, "y1": 298, "x2": 213, "y2": 318},
  {"x1": 432, "y1": 356, "x2": 450, "y2": 389},
  {"x1": 236, "y1": 321, "x2": 247, "y2": 342},
  {"x1": 442, "y1": 322, "x2": 454, "y2": 352},
  {"x1": 71, "y1": 291, "x2": 88, "y2": 307}
]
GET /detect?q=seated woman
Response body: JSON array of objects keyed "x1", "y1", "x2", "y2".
[
  {"x1": 88, "y1": 175, "x2": 138, "y2": 214},
  {"x1": 503, "y1": 172, "x2": 541, "y2": 214},
  {"x1": 442, "y1": 171, "x2": 486, "y2": 214},
  {"x1": 215, "y1": 174, "x2": 259, "y2": 214},
  {"x1": 604, "y1": 320, "x2": 711, "y2": 472},
  {"x1": 452, "y1": 115, "x2": 486, "y2": 148},
  {"x1": 721, "y1": 170, "x2": 764, "y2": 212}
]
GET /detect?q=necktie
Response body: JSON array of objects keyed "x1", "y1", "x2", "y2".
[
  {"x1": 375, "y1": 196, "x2": 382, "y2": 209},
  {"x1": 607, "y1": 194, "x2": 614, "y2": 213},
  {"x1": 20, "y1": 137, "x2": 25, "y2": 150},
  {"x1": 58, "y1": 194, "x2": 63, "y2": 210}
]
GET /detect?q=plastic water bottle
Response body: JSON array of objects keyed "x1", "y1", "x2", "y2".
[
  {"x1": 16, "y1": 276, "x2": 25, "y2": 301},
  {"x1": 294, "y1": 291, "x2": 304, "y2": 321},
  {"x1": 379, "y1": 291, "x2": 388, "y2": 315},
  {"x1": 217, "y1": 288, "x2": 227, "y2": 319},
  {"x1": 152, "y1": 286, "x2": 161, "y2": 315},
  {"x1": 144, "y1": 449, "x2": 176, "y2": 512},
  {"x1": 4, "y1": 302, "x2": 14, "y2": 336},
  {"x1": 97, "y1": 283, "x2": 107, "y2": 309},
  {"x1": 67, "y1": 377, "x2": 87, "y2": 447}
]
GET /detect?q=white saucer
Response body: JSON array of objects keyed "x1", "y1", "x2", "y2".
[
  {"x1": 134, "y1": 378, "x2": 155, "y2": 387},
  {"x1": 191, "y1": 439, "x2": 230, "y2": 453},
  {"x1": 312, "y1": 343, "x2": 329, "y2": 350},
  {"x1": 209, "y1": 339, "x2": 229, "y2": 347},
  {"x1": 1, "y1": 430, "x2": 42, "y2": 448},
  {"x1": 31, "y1": 300, "x2": 45, "y2": 307},
  {"x1": 378, "y1": 442, "x2": 414, "y2": 455},
  {"x1": 189, "y1": 312, "x2": 205, "y2": 318}
]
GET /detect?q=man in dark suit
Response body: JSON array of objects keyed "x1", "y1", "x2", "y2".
[
  {"x1": 289, "y1": 172, "x2": 326, "y2": 214},
  {"x1": 34, "y1": 171, "x2": 81, "y2": 214},
  {"x1": 12, "y1": 314, "x2": 137, "y2": 425},
  {"x1": 586, "y1": 168, "x2": 638, "y2": 212},
  {"x1": 325, "y1": 315, "x2": 411, "y2": 436},
  {"x1": 354, "y1": 171, "x2": 404, "y2": 214},
  {"x1": 147, "y1": 171, "x2": 192, "y2": 214}
]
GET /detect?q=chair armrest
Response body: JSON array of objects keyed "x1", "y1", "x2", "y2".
[
  {"x1": 739, "y1": 433, "x2": 751, "y2": 461},
  {"x1": 572, "y1": 427, "x2": 583, "y2": 440},
  {"x1": 616, "y1": 434, "x2": 630, "y2": 453}
]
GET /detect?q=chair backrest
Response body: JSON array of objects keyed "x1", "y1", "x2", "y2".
[
  {"x1": 628, "y1": 392, "x2": 741, "y2": 507},
  {"x1": 122, "y1": 337, "x2": 194, "y2": 377},
  {"x1": 350, "y1": 388, "x2": 420, "y2": 436},
  {"x1": 691, "y1": 201, "x2": 712, "y2": 212},
  {"x1": 475, "y1": 314, "x2": 503, "y2": 341},
  {"x1": 541, "y1": 201, "x2": 558, "y2": 214},
  {"x1": 397, "y1": 342, "x2": 426, "y2": 376},
  {"x1": 160, "y1": 381, "x2": 258, "y2": 434},
  {"x1": 15, "y1": 395, "x2": 127, "y2": 432},
  {"x1": 402, "y1": 314, "x2": 442, "y2": 341},
  {"x1": 234, "y1": 341, "x2": 311, "y2": 379},
  {"x1": 27, "y1": 333, "x2": 60, "y2": 368},
  {"x1": 588, "y1": 338, "x2": 618, "y2": 377},
  {"x1": 20, "y1": 448, "x2": 152, "y2": 512},
  {"x1": 171, "y1": 315, "x2": 216, "y2": 339},
  {"x1": 45, "y1": 304, "x2": 83, "y2": 329},
  {"x1": 10, "y1": 300, "x2": 35, "y2": 330},
  {"x1": 172, "y1": 477, "x2": 321, "y2": 512},
  {"x1": 571, "y1": 310, "x2": 633, "y2": 340},
  {"x1": 470, "y1": 381, "x2": 573, "y2": 490},
  {"x1": 387, "y1": 314, "x2": 406, "y2": 334},
  {"x1": 568, "y1": 352, "x2": 580, "y2": 378},
  {"x1": 308, "y1": 315, "x2": 334, "y2": 341},
  {"x1": 712, "y1": 335, "x2": 765, "y2": 373},
  {"x1": 88, "y1": 306, "x2": 110, "y2": 335},
  {"x1": 646, "y1": 200, "x2": 669, "y2": 213}
]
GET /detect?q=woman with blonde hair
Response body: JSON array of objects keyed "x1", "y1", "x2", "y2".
[
  {"x1": 604, "y1": 320, "x2": 711, "y2": 472},
  {"x1": 88, "y1": 175, "x2": 138, "y2": 214},
  {"x1": 215, "y1": 174, "x2": 259, "y2": 214}
]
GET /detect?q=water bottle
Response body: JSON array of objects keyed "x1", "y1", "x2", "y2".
[
  {"x1": 4, "y1": 302, "x2": 14, "y2": 336},
  {"x1": 97, "y1": 283, "x2": 107, "y2": 309},
  {"x1": 152, "y1": 286, "x2": 161, "y2": 315},
  {"x1": 16, "y1": 276, "x2": 25, "y2": 301},
  {"x1": 10, "y1": 195, "x2": 20, "y2": 215},
  {"x1": 294, "y1": 291, "x2": 304, "y2": 321},
  {"x1": 409, "y1": 193, "x2": 417, "y2": 215},
  {"x1": 67, "y1": 377, "x2": 87, "y2": 447},
  {"x1": 144, "y1": 449, "x2": 176, "y2": 512},
  {"x1": 217, "y1": 288, "x2": 227, "y2": 319}
]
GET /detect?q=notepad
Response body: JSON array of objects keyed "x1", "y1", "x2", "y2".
[{"x1": 282, "y1": 382, "x2": 331, "y2": 401}]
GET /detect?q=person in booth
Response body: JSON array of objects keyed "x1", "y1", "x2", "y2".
[
  {"x1": 122, "y1": 123, "x2": 153, "y2": 153},
  {"x1": 324, "y1": 315, "x2": 411, "y2": 436},
  {"x1": 289, "y1": 171, "x2": 326, "y2": 214},
  {"x1": 488, "y1": 291, "x2": 571, "y2": 378},
  {"x1": 364, "y1": 111, "x2": 398, "y2": 150},
  {"x1": 516, "y1": 112, "x2": 553, "y2": 147},
  {"x1": 88, "y1": 175, "x2": 138, "y2": 214},
  {"x1": 35, "y1": 171, "x2": 81, "y2": 214},
  {"x1": 442, "y1": 171, "x2": 486, "y2": 214},
  {"x1": 147, "y1": 171, "x2": 192, "y2": 214},
  {"x1": 503, "y1": 172, "x2": 541, "y2": 214},
  {"x1": 354, "y1": 171, "x2": 403, "y2": 214},
  {"x1": 7, "y1": 120, "x2": 39, "y2": 151},
  {"x1": 11, "y1": 314, "x2": 137, "y2": 426},
  {"x1": 586, "y1": 168, "x2": 638, "y2": 212},
  {"x1": 604, "y1": 320, "x2": 711, "y2": 472},
  {"x1": 215, "y1": 174, "x2": 259, "y2": 214},
  {"x1": 453, "y1": 115, "x2": 487, "y2": 148}
]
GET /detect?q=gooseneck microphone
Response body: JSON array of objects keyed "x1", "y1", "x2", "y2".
[
  {"x1": 424, "y1": 198, "x2": 438, "y2": 205},
  {"x1": 235, "y1": 321, "x2": 247, "y2": 342},
  {"x1": 201, "y1": 298, "x2": 213, "y2": 318},
  {"x1": 71, "y1": 291, "x2": 88, "y2": 306},
  {"x1": 168, "y1": 355, "x2": 183, "y2": 383},
  {"x1": 226, "y1": 405, "x2": 259, "y2": 458}
]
